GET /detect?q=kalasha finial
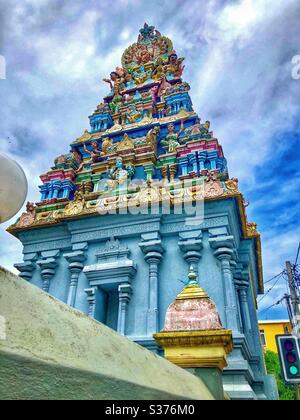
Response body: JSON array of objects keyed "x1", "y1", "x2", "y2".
[
  {"x1": 188, "y1": 266, "x2": 198, "y2": 285},
  {"x1": 176, "y1": 267, "x2": 209, "y2": 300}
]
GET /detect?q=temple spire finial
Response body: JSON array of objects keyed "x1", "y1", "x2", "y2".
[
  {"x1": 187, "y1": 265, "x2": 198, "y2": 285},
  {"x1": 176, "y1": 267, "x2": 209, "y2": 300}
]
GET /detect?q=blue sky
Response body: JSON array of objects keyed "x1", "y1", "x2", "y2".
[{"x1": 0, "y1": 0, "x2": 299, "y2": 320}]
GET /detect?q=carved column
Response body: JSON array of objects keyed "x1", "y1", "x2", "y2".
[
  {"x1": 209, "y1": 236, "x2": 239, "y2": 334},
  {"x1": 39, "y1": 184, "x2": 48, "y2": 201},
  {"x1": 178, "y1": 230, "x2": 203, "y2": 275},
  {"x1": 37, "y1": 259, "x2": 57, "y2": 293},
  {"x1": 14, "y1": 253, "x2": 38, "y2": 282},
  {"x1": 37, "y1": 251, "x2": 60, "y2": 293},
  {"x1": 62, "y1": 182, "x2": 74, "y2": 200},
  {"x1": 63, "y1": 248, "x2": 87, "y2": 307},
  {"x1": 197, "y1": 152, "x2": 207, "y2": 172},
  {"x1": 232, "y1": 262, "x2": 244, "y2": 334},
  {"x1": 188, "y1": 153, "x2": 198, "y2": 174},
  {"x1": 144, "y1": 164, "x2": 154, "y2": 181},
  {"x1": 14, "y1": 262, "x2": 35, "y2": 282},
  {"x1": 85, "y1": 288, "x2": 97, "y2": 318},
  {"x1": 46, "y1": 183, "x2": 52, "y2": 200},
  {"x1": 178, "y1": 156, "x2": 189, "y2": 177},
  {"x1": 160, "y1": 166, "x2": 169, "y2": 185},
  {"x1": 139, "y1": 233, "x2": 164, "y2": 335},
  {"x1": 117, "y1": 283, "x2": 132, "y2": 335},
  {"x1": 238, "y1": 276, "x2": 252, "y2": 334},
  {"x1": 169, "y1": 164, "x2": 177, "y2": 183},
  {"x1": 52, "y1": 181, "x2": 61, "y2": 199},
  {"x1": 207, "y1": 151, "x2": 218, "y2": 170}
]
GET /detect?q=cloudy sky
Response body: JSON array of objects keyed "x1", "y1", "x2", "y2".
[{"x1": 0, "y1": 0, "x2": 299, "y2": 320}]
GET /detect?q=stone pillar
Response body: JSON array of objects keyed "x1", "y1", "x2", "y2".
[
  {"x1": 169, "y1": 164, "x2": 177, "y2": 183},
  {"x1": 85, "y1": 287, "x2": 97, "y2": 318},
  {"x1": 37, "y1": 251, "x2": 60, "y2": 293},
  {"x1": 14, "y1": 261, "x2": 35, "y2": 282},
  {"x1": 197, "y1": 152, "x2": 206, "y2": 172},
  {"x1": 178, "y1": 157, "x2": 189, "y2": 177},
  {"x1": 154, "y1": 268, "x2": 233, "y2": 401},
  {"x1": 39, "y1": 184, "x2": 48, "y2": 201},
  {"x1": 37, "y1": 259, "x2": 57, "y2": 293},
  {"x1": 84, "y1": 287, "x2": 107, "y2": 323},
  {"x1": 48, "y1": 183, "x2": 54, "y2": 200},
  {"x1": 52, "y1": 181, "x2": 61, "y2": 199},
  {"x1": 160, "y1": 166, "x2": 169, "y2": 185},
  {"x1": 144, "y1": 164, "x2": 154, "y2": 181},
  {"x1": 14, "y1": 253, "x2": 38, "y2": 282},
  {"x1": 139, "y1": 233, "x2": 164, "y2": 335},
  {"x1": 62, "y1": 182, "x2": 74, "y2": 200},
  {"x1": 209, "y1": 237, "x2": 239, "y2": 334},
  {"x1": 117, "y1": 283, "x2": 132, "y2": 335},
  {"x1": 207, "y1": 151, "x2": 218, "y2": 170},
  {"x1": 232, "y1": 263, "x2": 245, "y2": 334},
  {"x1": 238, "y1": 279, "x2": 252, "y2": 334},
  {"x1": 178, "y1": 230, "x2": 203, "y2": 275},
  {"x1": 188, "y1": 153, "x2": 198, "y2": 174},
  {"x1": 63, "y1": 249, "x2": 87, "y2": 307}
]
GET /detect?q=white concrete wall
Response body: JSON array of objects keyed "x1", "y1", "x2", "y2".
[{"x1": 0, "y1": 267, "x2": 213, "y2": 400}]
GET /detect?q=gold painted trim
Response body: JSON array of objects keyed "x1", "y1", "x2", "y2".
[
  {"x1": 153, "y1": 330, "x2": 233, "y2": 353},
  {"x1": 153, "y1": 330, "x2": 233, "y2": 370},
  {"x1": 7, "y1": 187, "x2": 264, "y2": 293}
]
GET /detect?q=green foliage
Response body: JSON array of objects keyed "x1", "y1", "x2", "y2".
[{"x1": 264, "y1": 350, "x2": 297, "y2": 400}]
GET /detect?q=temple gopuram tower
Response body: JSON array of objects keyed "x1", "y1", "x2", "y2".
[{"x1": 9, "y1": 24, "x2": 277, "y2": 400}]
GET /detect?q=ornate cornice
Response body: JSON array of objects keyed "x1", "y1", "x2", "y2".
[
  {"x1": 8, "y1": 177, "x2": 263, "y2": 293},
  {"x1": 154, "y1": 330, "x2": 233, "y2": 350},
  {"x1": 153, "y1": 330, "x2": 233, "y2": 370}
]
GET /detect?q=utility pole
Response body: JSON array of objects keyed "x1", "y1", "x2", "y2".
[
  {"x1": 286, "y1": 262, "x2": 300, "y2": 337},
  {"x1": 283, "y1": 294, "x2": 295, "y2": 331},
  {"x1": 286, "y1": 261, "x2": 300, "y2": 400}
]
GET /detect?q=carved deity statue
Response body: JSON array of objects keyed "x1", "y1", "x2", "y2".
[
  {"x1": 106, "y1": 156, "x2": 135, "y2": 190},
  {"x1": 161, "y1": 119, "x2": 186, "y2": 153},
  {"x1": 109, "y1": 90, "x2": 124, "y2": 114},
  {"x1": 17, "y1": 202, "x2": 37, "y2": 228},
  {"x1": 102, "y1": 138, "x2": 116, "y2": 155},
  {"x1": 163, "y1": 51, "x2": 185, "y2": 79},
  {"x1": 185, "y1": 120, "x2": 212, "y2": 139},
  {"x1": 146, "y1": 126, "x2": 160, "y2": 149},
  {"x1": 126, "y1": 105, "x2": 142, "y2": 124},
  {"x1": 64, "y1": 191, "x2": 85, "y2": 216},
  {"x1": 132, "y1": 65, "x2": 151, "y2": 85},
  {"x1": 77, "y1": 142, "x2": 102, "y2": 173},
  {"x1": 103, "y1": 67, "x2": 131, "y2": 96}
]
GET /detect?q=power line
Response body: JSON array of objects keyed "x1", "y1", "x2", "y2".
[
  {"x1": 258, "y1": 298, "x2": 284, "y2": 315},
  {"x1": 264, "y1": 271, "x2": 285, "y2": 285},
  {"x1": 258, "y1": 275, "x2": 283, "y2": 304}
]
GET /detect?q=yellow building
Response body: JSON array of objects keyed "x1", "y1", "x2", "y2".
[{"x1": 258, "y1": 320, "x2": 292, "y2": 353}]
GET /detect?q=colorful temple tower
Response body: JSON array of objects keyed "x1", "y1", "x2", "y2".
[{"x1": 9, "y1": 24, "x2": 277, "y2": 400}]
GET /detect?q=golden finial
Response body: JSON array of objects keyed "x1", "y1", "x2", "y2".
[
  {"x1": 188, "y1": 265, "x2": 198, "y2": 285},
  {"x1": 176, "y1": 266, "x2": 209, "y2": 300}
]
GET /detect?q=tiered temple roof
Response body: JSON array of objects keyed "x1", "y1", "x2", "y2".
[{"x1": 8, "y1": 24, "x2": 262, "y2": 290}]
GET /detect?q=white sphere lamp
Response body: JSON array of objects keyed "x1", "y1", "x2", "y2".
[{"x1": 0, "y1": 153, "x2": 28, "y2": 224}]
